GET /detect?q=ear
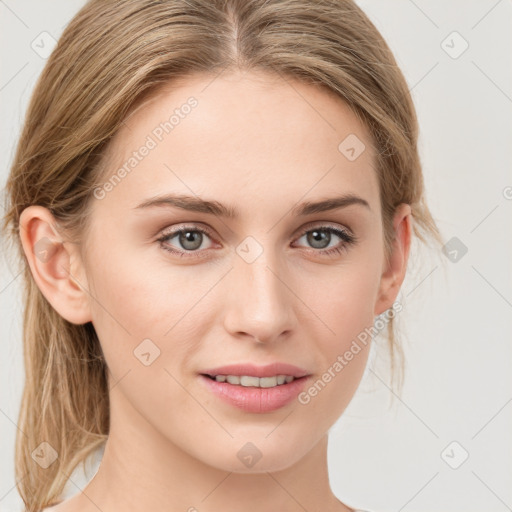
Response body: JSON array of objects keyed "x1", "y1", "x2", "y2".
[
  {"x1": 19, "y1": 205, "x2": 92, "y2": 325},
  {"x1": 374, "y1": 203, "x2": 412, "y2": 316}
]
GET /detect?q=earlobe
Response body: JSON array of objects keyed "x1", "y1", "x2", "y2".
[
  {"x1": 374, "y1": 203, "x2": 412, "y2": 316},
  {"x1": 19, "y1": 205, "x2": 92, "y2": 325}
]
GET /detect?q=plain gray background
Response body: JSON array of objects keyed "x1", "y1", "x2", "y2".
[{"x1": 1, "y1": 1, "x2": 511, "y2": 511}]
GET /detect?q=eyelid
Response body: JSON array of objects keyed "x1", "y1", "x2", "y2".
[
  {"x1": 157, "y1": 221, "x2": 353, "y2": 242},
  {"x1": 294, "y1": 221, "x2": 354, "y2": 238},
  {"x1": 156, "y1": 221, "x2": 356, "y2": 258},
  {"x1": 158, "y1": 223, "x2": 215, "y2": 238},
  {"x1": 292, "y1": 223, "x2": 357, "y2": 251}
]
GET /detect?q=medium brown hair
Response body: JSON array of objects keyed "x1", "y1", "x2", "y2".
[{"x1": 2, "y1": 0, "x2": 442, "y2": 509}]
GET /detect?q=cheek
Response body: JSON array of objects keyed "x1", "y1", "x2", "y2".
[
  {"x1": 83, "y1": 250, "x2": 211, "y2": 433},
  {"x1": 84, "y1": 241, "x2": 221, "y2": 372},
  {"x1": 294, "y1": 255, "x2": 380, "y2": 408},
  {"x1": 303, "y1": 254, "x2": 381, "y2": 348}
]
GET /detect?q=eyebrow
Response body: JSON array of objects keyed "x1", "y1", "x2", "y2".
[{"x1": 133, "y1": 193, "x2": 370, "y2": 217}]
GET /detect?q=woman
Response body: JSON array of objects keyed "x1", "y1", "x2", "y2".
[{"x1": 2, "y1": 1, "x2": 442, "y2": 511}]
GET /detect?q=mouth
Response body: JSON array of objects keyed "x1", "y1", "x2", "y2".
[
  {"x1": 202, "y1": 373, "x2": 298, "y2": 387},
  {"x1": 198, "y1": 363, "x2": 311, "y2": 413}
]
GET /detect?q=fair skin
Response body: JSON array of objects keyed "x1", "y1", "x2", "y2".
[{"x1": 20, "y1": 69, "x2": 411, "y2": 512}]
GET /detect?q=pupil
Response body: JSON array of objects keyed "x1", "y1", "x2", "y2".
[
  {"x1": 180, "y1": 231, "x2": 202, "y2": 250},
  {"x1": 308, "y1": 229, "x2": 330, "y2": 249}
]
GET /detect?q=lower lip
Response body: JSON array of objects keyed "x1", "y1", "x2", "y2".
[{"x1": 199, "y1": 375, "x2": 309, "y2": 413}]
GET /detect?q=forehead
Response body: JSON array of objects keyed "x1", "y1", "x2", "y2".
[{"x1": 94, "y1": 69, "x2": 379, "y2": 218}]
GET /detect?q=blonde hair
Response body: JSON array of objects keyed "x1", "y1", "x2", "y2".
[{"x1": 1, "y1": 0, "x2": 443, "y2": 509}]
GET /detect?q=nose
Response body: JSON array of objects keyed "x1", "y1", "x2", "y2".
[{"x1": 223, "y1": 248, "x2": 297, "y2": 345}]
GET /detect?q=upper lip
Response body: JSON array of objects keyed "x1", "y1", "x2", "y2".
[{"x1": 201, "y1": 363, "x2": 310, "y2": 379}]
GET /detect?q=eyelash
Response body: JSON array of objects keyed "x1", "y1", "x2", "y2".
[{"x1": 156, "y1": 224, "x2": 358, "y2": 259}]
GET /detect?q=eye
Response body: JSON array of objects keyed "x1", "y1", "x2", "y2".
[
  {"x1": 156, "y1": 223, "x2": 357, "y2": 260},
  {"x1": 293, "y1": 225, "x2": 357, "y2": 256},
  {"x1": 156, "y1": 225, "x2": 216, "y2": 258}
]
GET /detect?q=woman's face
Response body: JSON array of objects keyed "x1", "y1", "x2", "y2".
[{"x1": 40, "y1": 70, "x2": 410, "y2": 472}]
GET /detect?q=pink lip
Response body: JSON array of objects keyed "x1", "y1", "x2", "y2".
[
  {"x1": 201, "y1": 362, "x2": 309, "y2": 379},
  {"x1": 199, "y1": 363, "x2": 311, "y2": 413}
]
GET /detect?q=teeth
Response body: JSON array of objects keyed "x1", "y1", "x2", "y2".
[
  {"x1": 240, "y1": 376, "x2": 260, "y2": 387},
  {"x1": 213, "y1": 374, "x2": 295, "y2": 388},
  {"x1": 259, "y1": 376, "x2": 277, "y2": 388},
  {"x1": 226, "y1": 375, "x2": 240, "y2": 385}
]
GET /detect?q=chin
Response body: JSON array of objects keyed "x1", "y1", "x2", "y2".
[{"x1": 187, "y1": 427, "x2": 320, "y2": 474}]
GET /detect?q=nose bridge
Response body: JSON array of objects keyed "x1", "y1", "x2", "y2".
[{"x1": 224, "y1": 237, "x2": 295, "y2": 343}]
